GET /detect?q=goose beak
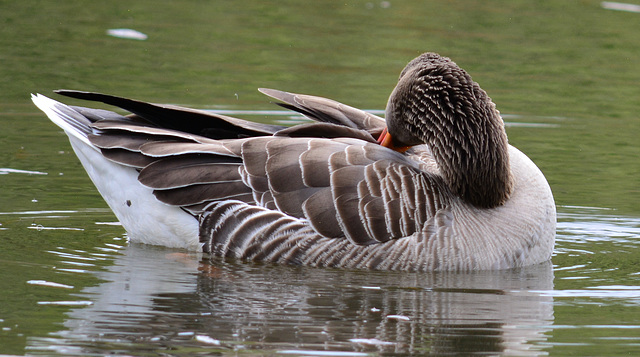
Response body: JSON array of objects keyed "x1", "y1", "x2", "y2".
[{"x1": 377, "y1": 127, "x2": 412, "y2": 153}]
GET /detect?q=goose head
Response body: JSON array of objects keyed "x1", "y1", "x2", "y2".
[{"x1": 380, "y1": 53, "x2": 513, "y2": 208}]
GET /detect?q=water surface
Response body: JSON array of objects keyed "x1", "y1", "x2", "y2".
[{"x1": 1, "y1": 1, "x2": 639, "y2": 355}]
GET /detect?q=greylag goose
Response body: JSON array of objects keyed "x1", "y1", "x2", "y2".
[{"x1": 32, "y1": 52, "x2": 556, "y2": 271}]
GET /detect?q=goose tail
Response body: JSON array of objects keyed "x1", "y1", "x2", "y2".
[
  {"x1": 31, "y1": 93, "x2": 200, "y2": 250},
  {"x1": 31, "y1": 93, "x2": 94, "y2": 147}
]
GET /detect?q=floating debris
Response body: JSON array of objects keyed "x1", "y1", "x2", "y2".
[
  {"x1": 366, "y1": 1, "x2": 391, "y2": 9},
  {"x1": 106, "y1": 28, "x2": 148, "y2": 40},
  {"x1": 601, "y1": 1, "x2": 640, "y2": 13}
]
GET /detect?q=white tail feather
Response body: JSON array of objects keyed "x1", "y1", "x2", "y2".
[{"x1": 31, "y1": 94, "x2": 94, "y2": 147}]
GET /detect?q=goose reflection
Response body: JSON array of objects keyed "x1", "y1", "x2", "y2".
[{"x1": 36, "y1": 243, "x2": 554, "y2": 355}]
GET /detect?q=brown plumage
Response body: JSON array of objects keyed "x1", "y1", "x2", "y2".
[
  {"x1": 32, "y1": 52, "x2": 556, "y2": 271},
  {"x1": 386, "y1": 53, "x2": 512, "y2": 208}
]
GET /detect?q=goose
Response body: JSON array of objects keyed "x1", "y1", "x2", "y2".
[{"x1": 32, "y1": 52, "x2": 556, "y2": 271}]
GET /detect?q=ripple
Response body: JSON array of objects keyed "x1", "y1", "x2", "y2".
[
  {"x1": 277, "y1": 351, "x2": 369, "y2": 357},
  {"x1": 556, "y1": 207, "x2": 640, "y2": 245},
  {"x1": 27, "y1": 280, "x2": 74, "y2": 289},
  {"x1": 532, "y1": 288, "x2": 640, "y2": 299},
  {"x1": 37, "y1": 301, "x2": 93, "y2": 306},
  {"x1": 0, "y1": 168, "x2": 48, "y2": 175}
]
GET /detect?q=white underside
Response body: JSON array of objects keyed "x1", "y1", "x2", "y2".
[
  {"x1": 32, "y1": 94, "x2": 200, "y2": 250},
  {"x1": 68, "y1": 136, "x2": 200, "y2": 250}
]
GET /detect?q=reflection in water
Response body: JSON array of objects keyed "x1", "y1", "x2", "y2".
[{"x1": 29, "y1": 243, "x2": 554, "y2": 356}]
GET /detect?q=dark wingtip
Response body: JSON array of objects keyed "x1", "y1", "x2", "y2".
[{"x1": 54, "y1": 89, "x2": 108, "y2": 101}]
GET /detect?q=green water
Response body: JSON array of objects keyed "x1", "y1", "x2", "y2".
[{"x1": 1, "y1": 1, "x2": 639, "y2": 355}]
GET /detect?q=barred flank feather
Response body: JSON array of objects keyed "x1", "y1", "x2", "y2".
[{"x1": 199, "y1": 200, "x2": 419, "y2": 270}]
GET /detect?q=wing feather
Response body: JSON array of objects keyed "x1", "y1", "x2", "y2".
[
  {"x1": 259, "y1": 88, "x2": 386, "y2": 134},
  {"x1": 301, "y1": 190, "x2": 343, "y2": 237},
  {"x1": 56, "y1": 90, "x2": 285, "y2": 138},
  {"x1": 138, "y1": 155, "x2": 243, "y2": 189},
  {"x1": 153, "y1": 181, "x2": 253, "y2": 206},
  {"x1": 53, "y1": 90, "x2": 450, "y2": 253}
]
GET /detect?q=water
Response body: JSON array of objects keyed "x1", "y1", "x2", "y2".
[
  {"x1": 2, "y1": 208, "x2": 639, "y2": 356},
  {"x1": 1, "y1": 1, "x2": 639, "y2": 355}
]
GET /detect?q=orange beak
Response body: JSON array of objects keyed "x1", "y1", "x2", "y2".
[{"x1": 376, "y1": 127, "x2": 412, "y2": 153}]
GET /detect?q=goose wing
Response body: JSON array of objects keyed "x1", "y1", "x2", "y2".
[
  {"x1": 58, "y1": 91, "x2": 449, "y2": 246},
  {"x1": 259, "y1": 88, "x2": 386, "y2": 135},
  {"x1": 56, "y1": 90, "x2": 285, "y2": 139},
  {"x1": 93, "y1": 120, "x2": 449, "y2": 245},
  {"x1": 234, "y1": 136, "x2": 450, "y2": 244}
]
